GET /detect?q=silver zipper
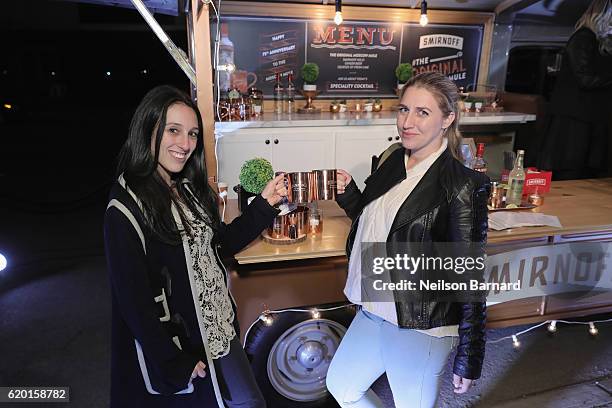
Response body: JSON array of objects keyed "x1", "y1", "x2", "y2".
[{"x1": 214, "y1": 243, "x2": 238, "y2": 307}]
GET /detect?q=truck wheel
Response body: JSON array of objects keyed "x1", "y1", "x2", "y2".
[{"x1": 244, "y1": 305, "x2": 355, "y2": 407}]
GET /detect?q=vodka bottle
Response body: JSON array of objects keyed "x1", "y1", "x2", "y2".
[
  {"x1": 273, "y1": 73, "x2": 284, "y2": 114},
  {"x1": 506, "y1": 150, "x2": 526, "y2": 206},
  {"x1": 218, "y1": 23, "x2": 234, "y2": 93},
  {"x1": 286, "y1": 73, "x2": 295, "y2": 113},
  {"x1": 471, "y1": 143, "x2": 487, "y2": 173}
]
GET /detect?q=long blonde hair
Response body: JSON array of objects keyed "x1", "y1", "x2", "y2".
[
  {"x1": 399, "y1": 72, "x2": 463, "y2": 161},
  {"x1": 575, "y1": 0, "x2": 612, "y2": 55}
]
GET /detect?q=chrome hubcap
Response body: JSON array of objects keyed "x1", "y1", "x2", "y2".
[{"x1": 267, "y1": 318, "x2": 347, "y2": 402}]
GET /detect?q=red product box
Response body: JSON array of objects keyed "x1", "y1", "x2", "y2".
[{"x1": 500, "y1": 168, "x2": 552, "y2": 195}]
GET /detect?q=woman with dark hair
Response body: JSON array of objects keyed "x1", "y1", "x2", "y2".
[
  {"x1": 326, "y1": 72, "x2": 489, "y2": 408},
  {"x1": 104, "y1": 85, "x2": 286, "y2": 407},
  {"x1": 538, "y1": 0, "x2": 612, "y2": 180}
]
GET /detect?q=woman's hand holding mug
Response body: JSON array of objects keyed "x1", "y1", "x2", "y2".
[
  {"x1": 336, "y1": 169, "x2": 352, "y2": 194},
  {"x1": 261, "y1": 174, "x2": 288, "y2": 206}
]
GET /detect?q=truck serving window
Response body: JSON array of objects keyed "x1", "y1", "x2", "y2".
[{"x1": 505, "y1": 46, "x2": 563, "y2": 99}]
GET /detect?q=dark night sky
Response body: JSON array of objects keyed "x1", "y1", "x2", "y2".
[
  {"x1": 0, "y1": 0, "x2": 190, "y2": 207},
  {"x1": 0, "y1": 0, "x2": 192, "y2": 282}
]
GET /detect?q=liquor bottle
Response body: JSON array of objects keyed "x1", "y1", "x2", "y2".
[
  {"x1": 273, "y1": 73, "x2": 284, "y2": 114},
  {"x1": 471, "y1": 143, "x2": 487, "y2": 173},
  {"x1": 506, "y1": 150, "x2": 526, "y2": 206},
  {"x1": 218, "y1": 23, "x2": 234, "y2": 93},
  {"x1": 285, "y1": 73, "x2": 295, "y2": 113}
]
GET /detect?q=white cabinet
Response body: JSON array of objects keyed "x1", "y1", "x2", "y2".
[
  {"x1": 335, "y1": 125, "x2": 400, "y2": 191},
  {"x1": 217, "y1": 128, "x2": 335, "y2": 198},
  {"x1": 272, "y1": 129, "x2": 335, "y2": 173},
  {"x1": 217, "y1": 130, "x2": 273, "y2": 198}
]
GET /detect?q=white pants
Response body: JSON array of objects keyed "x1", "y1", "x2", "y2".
[{"x1": 326, "y1": 309, "x2": 456, "y2": 408}]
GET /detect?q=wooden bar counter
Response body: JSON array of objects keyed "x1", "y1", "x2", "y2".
[
  {"x1": 232, "y1": 178, "x2": 612, "y2": 262},
  {"x1": 227, "y1": 179, "x2": 612, "y2": 334}
]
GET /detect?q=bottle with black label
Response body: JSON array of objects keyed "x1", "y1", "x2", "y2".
[
  {"x1": 218, "y1": 23, "x2": 234, "y2": 93},
  {"x1": 286, "y1": 73, "x2": 295, "y2": 113}
]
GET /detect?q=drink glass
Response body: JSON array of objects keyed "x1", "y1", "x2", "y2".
[
  {"x1": 217, "y1": 182, "x2": 228, "y2": 197},
  {"x1": 309, "y1": 209, "x2": 323, "y2": 235},
  {"x1": 287, "y1": 213, "x2": 299, "y2": 239},
  {"x1": 269, "y1": 216, "x2": 285, "y2": 238}
]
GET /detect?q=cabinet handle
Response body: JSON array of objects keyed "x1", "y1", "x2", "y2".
[
  {"x1": 274, "y1": 139, "x2": 279, "y2": 144},
  {"x1": 387, "y1": 136, "x2": 393, "y2": 142},
  {"x1": 395, "y1": 136, "x2": 400, "y2": 141},
  {"x1": 265, "y1": 139, "x2": 270, "y2": 145}
]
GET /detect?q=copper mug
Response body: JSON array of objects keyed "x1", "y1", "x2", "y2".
[
  {"x1": 287, "y1": 172, "x2": 313, "y2": 203},
  {"x1": 231, "y1": 70, "x2": 258, "y2": 94},
  {"x1": 489, "y1": 181, "x2": 506, "y2": 209},
  {"x1": 293, "y1": 206, "x2": 310, "y2": 235},
  {"x1": 312, "y1": 169, "x2": 337, "y2": 200},
  {"x1": 269, "y1": 216, "x2": 287, "y2": 238},
  {"x1": 267, "y1": 205, "x2": 310, "y2": 238}
]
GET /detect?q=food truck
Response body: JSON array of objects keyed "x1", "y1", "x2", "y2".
[{"x1": 79, "y1": 0, "x2": 612, "y2": 405}]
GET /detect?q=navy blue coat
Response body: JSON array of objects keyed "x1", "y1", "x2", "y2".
[{"x1": 104, "y1": 180, "x2": 277, "y2": 407}]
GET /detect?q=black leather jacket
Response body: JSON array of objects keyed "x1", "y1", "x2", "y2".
[{"x1": 337, "y1": 146, "x2": 490, "y2": 380}]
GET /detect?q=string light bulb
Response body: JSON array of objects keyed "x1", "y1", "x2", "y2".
[
  {"x1": 589, "y1": 322, "x2": 599, "y2": 336},
  {"x1": 512, "y1": 335, "x2": 520, "y2": 348},
  {"x1": 547, "y1": 320, "x2": 557, "y2": 333},
  {"x1": 311, "y1": 308, "x2": 321, "y2": 319},
  {"x1": 334, "y1": 0, "x2": 343, "y2": 25},
  {"x1": 217, "y1": 63, "x2": 236, "y2": 73},
  {"x1": 420, "y1": 0, "x2": 428, "y2": 26},
  {"x1": 260, "y1": 312, "x2": 274, "y2": 326}
]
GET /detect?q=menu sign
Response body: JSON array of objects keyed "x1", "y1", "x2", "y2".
[
  {"x1": 306, "y1": 22, "x2": 401, "y2": 96},
  {"x1": 218, "y1": 18, "x2": 306, "y2": 95},
  {"x1": 217, "y1": 17, "x2": 483, "y2": 96},
  {"x1": 259, "y1": 29, "x2": 301, "y2": 83},
  {"x1": 400, "y1": 24, "x2": 483, "y2": 90}
]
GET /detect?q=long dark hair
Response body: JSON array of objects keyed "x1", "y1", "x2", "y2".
[{"x1": 116, "y1": 85, "x2": 219, "y2": 244}]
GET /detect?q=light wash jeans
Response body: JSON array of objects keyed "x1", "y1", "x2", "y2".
[{"x1": 326, "y1": 309, "x2": 456, "y2": 408}]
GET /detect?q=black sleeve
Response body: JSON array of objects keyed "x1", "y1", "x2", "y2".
[
  {"x1": 217, "y1": 194, "x2": 280, "y2": 257},
  {"x1": 567, "y1": 30, "x2": 612, "y2": 90},
  {"x1": 449, "y1": 176, "x2": 490, "y2": 380},
  {"x1": 335, "y1": 179, "x2": 363, "y2": 221},
  {"x1": 104, "y1": 207, "x2": 199, "y2": 395}
]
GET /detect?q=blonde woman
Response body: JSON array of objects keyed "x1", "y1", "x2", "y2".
[{"x1": 326, "y1": 72, "x2": 489, "y2": 408}]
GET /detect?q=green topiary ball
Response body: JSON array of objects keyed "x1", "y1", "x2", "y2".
[
  {"x1": 239, "y1": 158, "x2": 274, "y2": 194},
  {"x1": 301, "y1": 63, "x2": 320, "y2": 84},
  {"x1": 395, "y1": 63, "x2": 413, "y2": 84}
]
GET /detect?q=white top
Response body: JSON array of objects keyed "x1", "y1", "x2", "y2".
[{"x1": 344, "y1": 138, "x2": 459, "y2": 337}]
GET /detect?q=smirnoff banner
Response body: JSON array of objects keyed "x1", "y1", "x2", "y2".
[
  {"x1": 401, "y1": 24, "x2": 483, "y2": 90},
  {"x1": 216, "y1": 17, "x2": 483, "y2": 97},
  {"x1": 357, "y1": 242, "x2": 612, "y2": 305},
  {"x1": 484, "y1": 242, "x2": 612, "y2": 304}
]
